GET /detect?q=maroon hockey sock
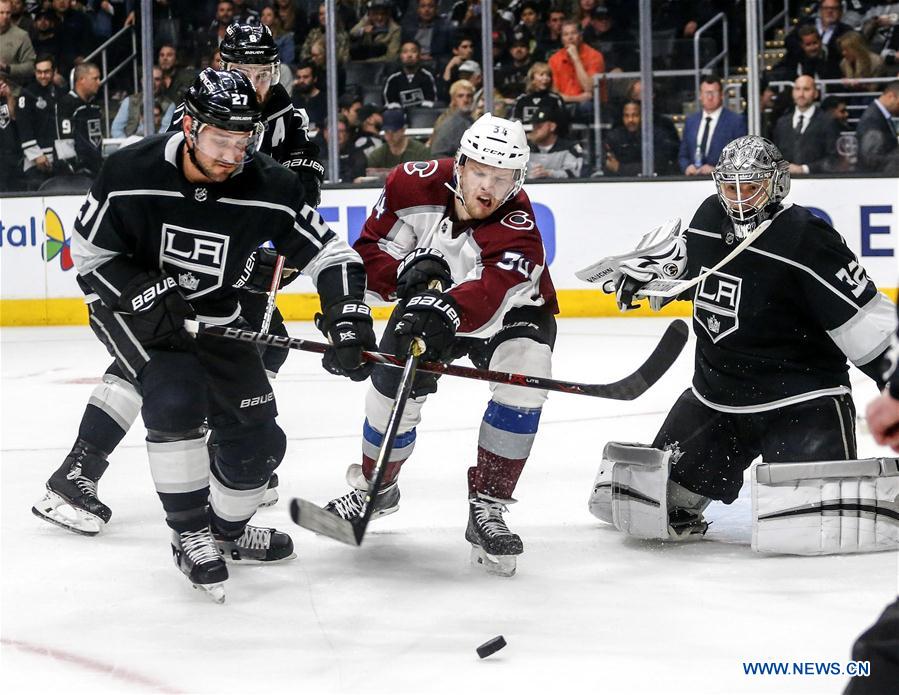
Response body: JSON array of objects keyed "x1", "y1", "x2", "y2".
[
  {"x1": 361, "y1": 454, "x2": 406, "y2": 486},
  {"x1": 468, "y1": 447, "x2": 526, "y2": 500}
]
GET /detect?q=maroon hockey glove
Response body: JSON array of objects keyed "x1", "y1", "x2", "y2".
[
  {"x1": 394, "y1": 290, "x2": 460, "y2": 362},
  {"x1": 118, "y1": 273, "x2": 195, "y2": 350},
  {"x1": 315, "y1": 298, "x2": 377, "y2": 381},
  {"x1": 395, "y1": 248, "x2": 453, "y2": 299}
]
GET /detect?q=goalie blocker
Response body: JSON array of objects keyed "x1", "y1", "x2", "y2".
[{"x1": 589, "y1": 442, "x2": 899, "y2": 554}]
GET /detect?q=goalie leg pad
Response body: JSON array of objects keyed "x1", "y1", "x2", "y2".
[{"x1": 752, "y1": 458, "x2": 899, "y2": 555}]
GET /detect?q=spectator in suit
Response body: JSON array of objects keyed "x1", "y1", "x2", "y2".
[
  {"x1": 772, "y1": 75, "x2": 841, "y2": 175},
  {"x1": 549, "y1": 20, "x2": 605, "y2": 121},
  {"x1": 856, "y1": 79, "x2": 899, "y2": 174},
  {"x1": 602, "y1": 98, "x2": 679, "y2": 177},
  {"x1": 784, "y1": 0, "x2": 853, "y2": 74},
  {"x1": 382, "y1": 39, "x2": 437, "y2": 110},
  {"x1": 526, "y1": 103, "x2": 585, "y2": 179},
  {"x1": 401, "y1": 0, "x2": 453, "y2": 66},
  {"x1": 772, "y1": 24, "x2": 842, "y2": 82},
  {"x1": 678, "y1": 74, "x2": 747, "y2": 175}
]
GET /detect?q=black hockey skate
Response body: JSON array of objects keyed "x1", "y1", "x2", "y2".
[
  {"x1": 32, "y1": 441, "x2": 112, "y2": 536},
  {"x1": 466, "y1": 493, "x2": 523, "y2": 577},
  {"x1": 171, "y1": 527, "x2": 229, "y2": 603},
  {"x1": 667, "y1": 508, "x2": 710, "y2": 541},
  {"x1": 214, "y1": 524, "x2": 296, "y2": 564},
  {"x1": 323, "y1": 464, "x2": 400, "y2": 521},
  {"x1": 258, "y1": 473, "x2": 279, "y2": 508}
]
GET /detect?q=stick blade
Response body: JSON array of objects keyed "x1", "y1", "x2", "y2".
[
  {"x1": 586, "y1": 319, "x2": 688, "y2": 400},
  {"x1": 289, "y1": 498, "x2": 360, "y2": 546}
]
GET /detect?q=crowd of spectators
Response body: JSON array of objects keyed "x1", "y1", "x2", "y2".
[{"x1": 0, "y1": 0, "x2": 898, "y2": 191}]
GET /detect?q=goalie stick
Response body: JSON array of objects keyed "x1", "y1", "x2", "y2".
[
  {"x1": 183, "y1": 318, "x2": 688, "y2": 400},
  {"x1": 289, "y1": 339, "x2": 425, "y2": 546}
]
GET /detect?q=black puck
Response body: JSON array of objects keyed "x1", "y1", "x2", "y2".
[{"x1": 476, "y1": 635, "x2": 507, "y2": 659}]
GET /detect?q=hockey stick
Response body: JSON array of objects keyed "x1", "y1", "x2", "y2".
[
  {"x1": 260, "y1": 254, "x2": 286, "y2": 334},
  {"x1": 183, "y1": 319, "x2": 689, "y2": 400},
  {"x1": 634, "y1": 218, "x2": 773, "y2": 298},
  {"x1": 289, "y1": 339, "x2": 425, "y2": 546}
]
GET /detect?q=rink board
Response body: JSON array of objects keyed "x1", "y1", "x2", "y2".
[{"x1": 1, "y1": 176, "x2": 897, "y2": 325}]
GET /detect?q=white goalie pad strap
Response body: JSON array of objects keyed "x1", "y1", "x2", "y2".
[
  {"x1": 752, "y1": 458, "x2": 899, "y2": 556},
  {"x1": 88, "y1": 374, "x2": 143, "y2": 432},
  {"x1": 588, "y1": 442, "x2": 672, "y2": 539}
]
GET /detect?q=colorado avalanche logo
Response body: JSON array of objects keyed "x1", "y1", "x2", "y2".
[
  {"x1": 403, "y1": 160, "x2": 438, "y2": 178},
  {"x1": 500, "y1": 210, "x2": 535, "y2": 231}
]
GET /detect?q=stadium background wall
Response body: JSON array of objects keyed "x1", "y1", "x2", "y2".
[{"x1": 1, "y1": 177, "x2": 896, "y2": 326}]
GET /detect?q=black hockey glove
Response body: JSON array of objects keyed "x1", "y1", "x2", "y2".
[
  {"x1": 232, "y1": 248, "x2": 299, "y2": 294},
  {"x1": 394, "y1": 290, "x2": 460, "y2": 362},
  {"x1": 314, "y1": 297, "x2": 377, "y2": 381},
  {"x1": 118, "y1": 273, "x2": 195, "y2": 350},
  {"x1": 286, "y1": 155, "x2": 325, "y2": 208},
  {"x1": 395, "y1": 248, "x2": 454, "y2": 300}
]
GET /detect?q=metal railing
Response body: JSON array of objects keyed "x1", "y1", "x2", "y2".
[
  {"x1": 693, "y1": 12, "x2": 729, "y2": 109},
  {"x1": 761, "y1": 0, "x2": 791, "y2": 37},
  {"x1": 83, "y1": 24, "x2": 139, "y2": 138},
  {"x1": 768, "y1": 76, "x2": 896, "y2": 126}
]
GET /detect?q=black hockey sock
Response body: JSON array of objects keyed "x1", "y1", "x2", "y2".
[{"x1": 77, "y1": 403, "x2": 128, "y2": 456}]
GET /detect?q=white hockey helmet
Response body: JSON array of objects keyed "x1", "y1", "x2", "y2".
[{"x1": 454, "y1": 113, "x2": 529, "y2": 206}]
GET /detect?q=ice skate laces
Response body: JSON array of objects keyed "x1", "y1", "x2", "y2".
[
  {"x1": 330, "y1": 489, "x2": 366, "y2": 519},
  {"x1": 66, "y1": 464, "x2": 99, "y2": 498},
  {"x1": 180, "y1": 529, "x2": 221, "y2": 565},
  {"x1": 472, "y1": 498, "x2": 513, "y2": 538},
  {"x1": 237, "y1": 525, "x2": 272, "y2": 550}
]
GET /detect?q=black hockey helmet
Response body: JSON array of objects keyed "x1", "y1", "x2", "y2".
[
  {"x1": 220, "y1": 22, "x2": 279, "y2": 66},
  {"x1": 184, "y1": 68, "x2": 262, "y2": 132}
]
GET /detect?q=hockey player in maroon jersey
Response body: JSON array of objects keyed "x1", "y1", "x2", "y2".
[{"x1": 321, "y1": 113, "x2": 558, "y2": 576}]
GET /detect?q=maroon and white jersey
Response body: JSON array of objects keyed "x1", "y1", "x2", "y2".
[{"x1": 355, "y1": 159, "x2": 558, "y2": 339}]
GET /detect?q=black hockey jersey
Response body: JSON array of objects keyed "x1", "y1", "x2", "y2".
[
  {"x1": 382, "y1": 67, "x2": 437, "y2": 109},
  {"x1": 169, "y1": 83, "x2": 324, "y2": 205},
  {"x1": 16, "y1": 82, "x2": 65, "y2": 170},
  {"x1": 71, "y1": 132, "x2": 364, "y2": 323},
  {"x1": 55, "y1": 90, "x2": 103, "y2": 176},
  {"x1": 684, "y1": 195, "x2": 895, "y2": 412}
]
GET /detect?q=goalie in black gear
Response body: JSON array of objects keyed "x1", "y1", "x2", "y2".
[
  {"x1": 587, "y1": 135, "x2": 896, "y2": 545},
  {"x1": 39, "y1": 69, "x2": 374, "y2": 602},
  {"x1": 33, "y1": 22, "x2": 328, "y2": 535}
]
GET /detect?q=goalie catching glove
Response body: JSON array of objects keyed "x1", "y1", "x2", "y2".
[
  {"x1": 233, "y1": 247, "x2": 299, "y2": 293},
  {"x1": 118, "y1": 273, "x2": 195, "y2": 350},
  {"x1": 315, "y1": 298, "x2": 377, "y2": 381},
  {"x1": 577, "y1": 218, "x2": 687, "y2": 312}
]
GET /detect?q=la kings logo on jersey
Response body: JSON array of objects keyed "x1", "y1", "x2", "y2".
[
  {"x1": 159, "y1": 224, "x2": 229, "y2": 299},
  {"x1": 693, "y1": 267, "x2": 742, "y2": 343}
]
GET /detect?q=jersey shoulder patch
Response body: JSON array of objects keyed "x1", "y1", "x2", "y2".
[{"x1": 385, "y1": 158, "x2": 454, "y2": 214}]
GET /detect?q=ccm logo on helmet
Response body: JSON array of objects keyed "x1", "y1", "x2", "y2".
[
  {"x1": 130, "y1": 276, "x2": 178, "y2": 312},
  {"x1": 407, "y1": 294, "x2": 460, "y2": 329}
]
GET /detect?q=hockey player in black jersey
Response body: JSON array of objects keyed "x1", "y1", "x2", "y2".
[
  {"x1": 32, "y1": 23, "x2": 326, "y2": 536},
  {"x1": 40, "y1": 69, "x2": 376, "y2": 601},
  {"x1": 586, "y1": 136, "x2": 898, "y2": 553}
]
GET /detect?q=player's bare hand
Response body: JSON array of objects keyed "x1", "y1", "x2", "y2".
[
  {"x1": 866, "y1": 391, "x2": 899, "y2": 451},
  {"x1": 698, "y1": 164, "x2": 715, "y2": 175}
]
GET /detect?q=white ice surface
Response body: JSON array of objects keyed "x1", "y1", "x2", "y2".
[{"x1": 1, "y1": 318, "x2": 896, "y2": 695}]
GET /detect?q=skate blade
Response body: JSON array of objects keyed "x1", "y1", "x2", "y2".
[
  {"x1": 220, "y1": 550, "x2": 297, "y2": 565},
  {"x1": 257, "y1": 488, "x2": 279, "y2": 508},
  {"x1": 31, "y1": 491, "x2": 104, "y2": 536},
  {"x1": 193, "y1": 582, "x2": 226, "y2": 604},
  {"x1": 469, "y1": 545, "x2": 517, "y2": 577}
]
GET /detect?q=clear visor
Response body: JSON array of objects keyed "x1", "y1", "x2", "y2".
[
  {"x1": 194, "y1": 123, "x2": 263, "y2": 165},
  {"x1": 226, "y1": 62, "x2": 280, "y2": 92},
  {"x1": 714, "y1": 172, "x2": 772, "y2": 222}
]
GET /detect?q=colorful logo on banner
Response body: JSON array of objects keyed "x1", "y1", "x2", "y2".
[{"x1": 42, "y1": 207, "x2": 73, "y2": 271}]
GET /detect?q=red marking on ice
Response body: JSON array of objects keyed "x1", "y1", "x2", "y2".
[{"x1": 1, "y1": 637, "x2": 184, "y2": 693}]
